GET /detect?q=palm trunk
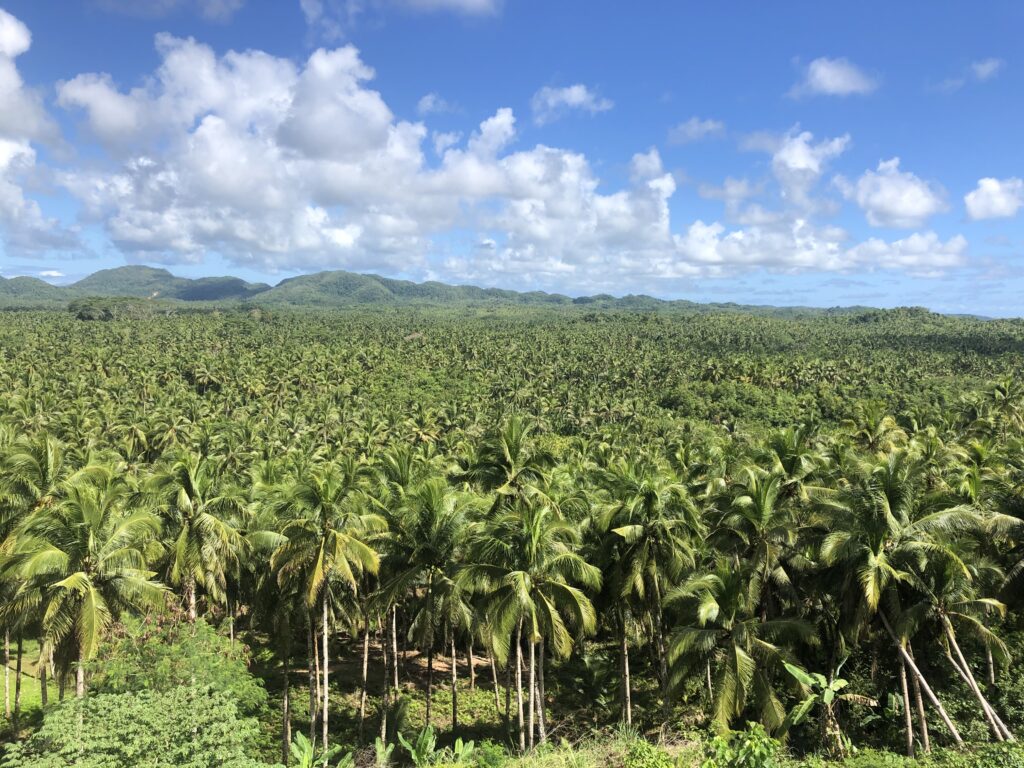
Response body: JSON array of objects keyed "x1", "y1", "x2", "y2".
[
  {"x1": 880, "y1": 615, "x2": 961, "y2": 746},
  {"x1": 321, "y1": 593, "x2": 330, "y2": 761},
  {"x1": 537, "y1": 637, "x2": 546, "y2": 745},
  {"x1": 909, "y1": 659, "x2": 930, "y2": 753},
  {"x1": 359, "y1": 621, "x2": 370, "y2": 741},
  {"x1": 282, "y1": 632, "x2": 292, "y2": 766},
  {"x1": 4, "y1": 630, "x2": 9, "y2": 719},
  {"x1": 391, "y1": 606, "x2": 400, "y2": 691},
  {"x1": 380, "y1": 618, "x2": 390, "y2": 743},
  {"x1": 942, "y1": 617, "x2": 1014, "y2": 741},
  {"x1": 987, "y1": 644, "x2": 996, "y2": 688},
  {"x1": 944, "y1": 644, "x2": 1004, "y2": 741},
  {"x1": 185, "y1": 575, "x2": 197, "y2": 623},
  {"x1": 75, "y1": 659, "x2": 85, "y2": 698},
  {"x1": 308, "y1": 620, "x2": 318, "y2": 744},
  {"x1": 467, "y1": 639, "x2": 476, "y2": 691},
  {"x1": 621, "y1": 620, "x2": 632, "y2": 726},
  {"x1": 13, "y1": 635, "x2": 22, "y2": 726},
  {"x1": 527, "y1": 638, "x2": 536, "y2": 750},
  {"x1": 490, "y1": 651, "x2": 502, "y2": 718},
  {"x1": 652, "y1": 575, "x2": 670, "y2": 725},
  {"x1": 450, "y1": 632, "x2": 459, "y2": 735},
  {"x1": 39, "y1": 646, "x2": 47, "y2": 708},
  {"x1": 515, "y1": 619, "x2": 525, "y2": 753},
  {"x1": 58, "y1": 671, "x2": 65, "y2": 701},
  {"x1": 425, "y1": 638, "x2": 434, "y2": 728},
  {"x1": 899, "y1": 656, "x2": 914, "y2": 757},
  {"x1": 228, "y1": 597, "x2": 235, "y2": 647}
]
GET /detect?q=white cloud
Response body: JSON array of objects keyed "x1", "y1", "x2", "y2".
[
  {"x1": 789, "y1": 57, "x2": 877, "y2": 97},
  {"x1": 39, "y1": 270, "x2": 65, "y2": 278},
  {"x1": 44, "y1": 28, "x2": 973, "y2": 289},
  {"x1": 417, "y1": 92, "x2": 453, "y2": 115},
  {"x1": 668, "y1": 117, "x2": 724, "y2": 144},
  {"x1": 770, "y1": 129, "x2": 850, "y2": 208},
  {"x1": 0, "y1": 8, "x2": 31, "y2": 58},
  {"x1": 971, "y1": 58, "x2": 1004, "y2": 81},
  {"x1": 403, "y1": 0, "x2": 499, "y2": 12},
  {"x1": 0, "y1": 139, "x2": 78, "y2": 253},
  {"x1": 97, "y1": 0, "x2": 246, "y2": 21},
  {"x1": 937, "y1": 58, "x2": 1005, "y2": 92},
  {"x1": 838, "y1": 158, "x2": 947, "y2": 228},
  {"x1": 531, "y1": 84, "x2": 613, "y2": 126},
  {"x1": 965, "y1": 177, "x2": 1023, "y2": 220}
]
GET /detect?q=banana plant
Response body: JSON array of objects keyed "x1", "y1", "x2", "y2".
[
  {"x1": 397, "y1": 726, "x2": 439, "y2": 767},
  {"x1": 289, "y1": 732, "x2": 354, "y2": 768},
  {"x1": 781, "y1": 661, "x2": 876, "y2": 758}
]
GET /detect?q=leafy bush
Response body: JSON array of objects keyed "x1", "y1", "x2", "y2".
[
  {"x1": 0, "y1": 686, "x2": 278, "y2": 768},
  {"x1": 90, "y1": 618, "x2": 268, "y2": 717},
  {"x1": 702, "y1": 723, "x2": 781, "y2": 768},
  {"x1": 625, "y1": 739, "x2": 674, "y2": 768}
]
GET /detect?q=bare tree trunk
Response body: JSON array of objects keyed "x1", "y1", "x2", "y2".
[
  {"x1": 621, "y1": 623, "x2": 632, "y2": 726},
  {"x1": 450, "y1": 632, "x2": 459, "y2": 735},
  {"x1": 652, "y1": 576, "x2": 670, "y2": 727},
  {"x1": 4, "y1": 631, "x2": 9, "y2": 719},
  {"x1": 909, "y1": 660, "x2": 930, "y2": 753},
  {"x1": 13, "y1": 635, "x2": 22, "y2": 726},
  {"x1": 322, "y1": 594, "x2": 330, "y2": 761},
  {"x1": 228, "y1": 597, "x2": 234, "y2": 647},
  {"x1": 537, "y1": 637, "x2": 546, "y2": 745},
  {"x1": 391, "y1": 606, "x2": 399, "y2": 691},
  {"x1": 282, "y1": 633, "x2": 292, "y2": 766},
  {"x1": 58, "y1": 671, "x2": 65, "y2": 701},
  {"x1": 308, "y1": 620, "x2": 318, "y2": 744},
  {"x1": 359, "y1": 621, "x2": 370, "y2": 741},
  {"x1": 425, "y1": 637, "x2": 434, "y2": 728},
  {"x1": 503, "y1": 655, "x2": 511, "y2": 728},
  {"x1": 705, "y1": 661, "x2": 713, "y2": 705},
  {"x1": 39, "y1": 645, "x2": 47, "y2": 708},
  {"x1": 899, "y1": 657, "x2": 914, "y2": 757},
  {"x1": 515, "y1": 619, "x2": 525, "y2": 753},
  {"x1": 488, "y1": 650, "x2": 501, "y2": 716},
  {"x1": 942, "y1": 618, "x2": 1014, "y2": 741},
  {"x1": 380, "y1": 618, "x2": 389, "y2": 743},
  {"x1": 75, "y1": 659, "x2": 85, "y2": 698},
  {"x1": 185, "y1": 576, "x2": 197, "y2": 623},
  {"x1": 987, "y1": 644, "x2": 996, "y2": 688},
  {"x1": 880, "y1": 615, "x2": 960, "y2": 746},
  {"x1": 467, "y1": 639, "x2": 476, "y2": 691},
  {"x1": 527, "y1": 638, "x2": 535, "y2": 750}
]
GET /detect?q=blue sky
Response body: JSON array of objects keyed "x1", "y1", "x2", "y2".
[{"x1": 0, "y1": 1, "x2": 1022, "y2": 314}]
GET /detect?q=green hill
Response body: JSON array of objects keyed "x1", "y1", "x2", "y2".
[{"x1": 0, "y1": 264, "x2": 963, "y2": 319}]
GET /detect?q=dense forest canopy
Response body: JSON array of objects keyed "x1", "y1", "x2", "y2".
[{"x1": 1, "y1": 305, "x2": 1023, "y2": 768}]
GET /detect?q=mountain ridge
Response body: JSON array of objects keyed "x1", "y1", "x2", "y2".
[{"x1": 0, "y1": 265, "x2": 951, "y2": 318}]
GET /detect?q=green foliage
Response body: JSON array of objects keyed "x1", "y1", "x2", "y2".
[
  {"x1": 90, "y1": 618, "x2": 268, "y2": 716},
  {"x1": 0, "y1": 686, "x2": 277, "y2": 768},
  {"x1": 624, "y1": 739, "x2": 674, "y2": 768},
  {"x1": 702, "y1": 724, "x2": 781, "y2": 768},
  {"x1": 398, "y1": 726, "x2": 440, "y2": 767},
  {"x1": 288, "y1": 732, "x2": 352, "y2": 768}
]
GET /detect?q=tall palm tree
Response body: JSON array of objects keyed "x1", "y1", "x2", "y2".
[
  {"x1": 463, "y1": 501, "x2": 600, "y2": 750},
  {"x1": 146, "y1": 451, "x2": 245, "y2": 622},
  {"x1": 271, "y1": 455, "x2": 383, "y2": 757},
  {"x1": 2, "y1": 467, "x2": 165, "y2": 696},
  {"x1": 666, "y1": 558, "x2": 814, "y2": 732}
]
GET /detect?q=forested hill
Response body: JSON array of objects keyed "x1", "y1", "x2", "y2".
[{"x1": 0, "y1": 265, "x2": 887, "y2": 316}]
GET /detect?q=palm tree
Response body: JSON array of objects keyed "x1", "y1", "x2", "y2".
[
  {"x1": 462, "y1": 500, "x2": 600, "y2": 750},
  {"x1": 666, "y1": 558, "x2": 814, "y2": 733},
  {"x1": 146, "y1": 451, "x2": 245, "y2": 622},
  {"x1": 594, "y1": 455, "x2": 701, "y2": 723},
  {"x1": 2, "y1": 467, "x2": 165, "y2": 696},
  {"x1": 377, "y1": 477, "x2": 472, "y2": 731},
  {"x1": 271, "y1": 455, "x2": 383, "y2": 757}
]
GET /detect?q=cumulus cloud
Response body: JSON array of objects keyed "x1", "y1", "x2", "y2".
[
  {"x1": 0, "y1": 10, "x2": 58, "y2": 143},
  {"x1": 668, "y1": 117, "x2": 725, "y2": 144},
  {"x1": 531, "y1": 84, "x2": 613, "y2": 125},
  {"x1": 789, "y1": 57, "x2": 878, "y2": 97},
  {"x1": 770, "y1": 129, "x2": 850, "y2": 208},
  {"x1": 965, "y1": 177, "x2": 1023, "y2": 220},
  {"x1": 35, "y1": 23, "x2": 975, "y2": 288},
  {"x1": 0, "y1": 139, "x2": 78, "y2": 253},
  {"x1": 837, "y1": 158, "x2": 947, "y2": 228}
]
